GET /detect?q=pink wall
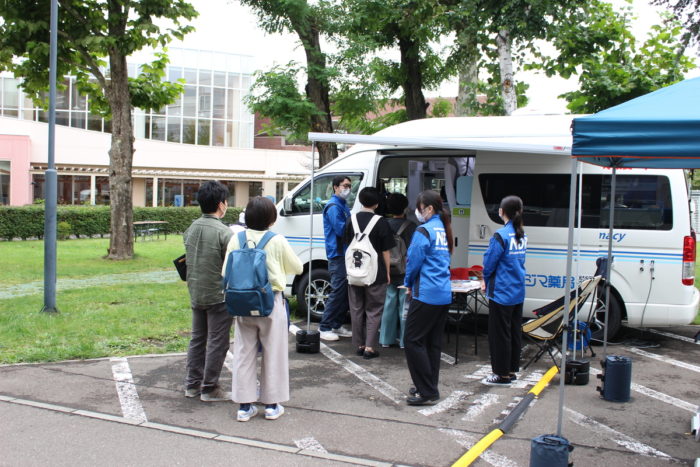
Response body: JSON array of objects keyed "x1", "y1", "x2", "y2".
[{"x1": 0, "y1": 135, "x2": 31, "y2": 206}]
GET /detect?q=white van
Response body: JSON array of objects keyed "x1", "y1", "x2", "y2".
[{"x1": 277, "y1": 115, "x2": 699, "y2": 339}]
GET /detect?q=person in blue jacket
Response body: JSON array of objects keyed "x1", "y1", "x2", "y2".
[
  {"x1": 481, "y1": 195, "x2": 527, "y2": 386},
  {"x1": 403, "y1": 190, "x2": 453, "y2": 406},
  {"x1": 319, "y1": 175, "x2": 354, "y2": 341}
]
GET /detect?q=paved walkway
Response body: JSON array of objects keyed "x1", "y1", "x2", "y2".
[{"x1": 0, "y1": 270, "x2": 179, "y2": 300}]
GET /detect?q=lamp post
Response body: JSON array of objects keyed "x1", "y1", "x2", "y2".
[{"x1": 42, "y1": 0, "x2": 59, "y2": 313}]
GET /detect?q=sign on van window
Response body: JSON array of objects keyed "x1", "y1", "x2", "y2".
[{"x1": 479, "y1": 174, "x2": 672, "y2": 230}]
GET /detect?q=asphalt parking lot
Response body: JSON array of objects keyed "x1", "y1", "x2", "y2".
[{"x1": 1, "y1": 323, "x2": 698, "y2": 466}]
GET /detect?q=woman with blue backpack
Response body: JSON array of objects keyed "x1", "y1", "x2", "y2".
[
  {"x1": 222, "y1": 196, "x2": 302, "y2": 422},
  {"x1": 403, "y1": 190, "x2": 453, "y2": 406}
]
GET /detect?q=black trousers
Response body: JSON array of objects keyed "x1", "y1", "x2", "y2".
[
  {"x1": 487, "y1": 300, "x2": 523, "y2": 376},
  {"x1": 404, "y1": 299, "x2": 449, "y2": 399}
]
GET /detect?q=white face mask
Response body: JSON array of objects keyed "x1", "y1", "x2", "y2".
[
  {"x1": 415, "y1": 208, "x2": 426, "y2": 224},
  {"x1": 338, "y1": 188, "x2": 351, "y2": 199}
]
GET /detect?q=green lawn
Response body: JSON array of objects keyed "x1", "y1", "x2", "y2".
[
  {"x1": 0, "y1": 236, "x2": 191, "y2": 363},
  {"x1": 0, "y1": 237, "x2": 185, "y2": 285}
]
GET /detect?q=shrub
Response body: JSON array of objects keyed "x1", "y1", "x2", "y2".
[
  {"x1": 0, "y1": 206, "x2": 244, "y2": 241},
  {"x1": 57, "y1": 221, "x2": 72, "y2": 240}
]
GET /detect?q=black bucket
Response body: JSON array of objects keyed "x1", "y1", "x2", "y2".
[
  {"x1": 565, "y1": 359, "x2": 590, "y2": 385},
  {"x1": 596, "y1": 355, "x2": 632, "y2": 402},
  {"x1": 530, "y1": 434, "x2": 573, "y2": 467},
  {"x1": 296, "y1": 329, "x2": 320, "y2": 354}
]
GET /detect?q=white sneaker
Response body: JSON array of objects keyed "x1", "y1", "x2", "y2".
[
  {"x1": 333, "y1": 326, "x2": 353, "y2": 338},
  {"x1": 264, "y1": 404, "x2": 285, "y2": 420},
  {"x1": 320, "y1": 330, "x2": 339, "y2": 341},
  {"x1": 237, "y1": 405, "x2": 258, "y2": 422}
]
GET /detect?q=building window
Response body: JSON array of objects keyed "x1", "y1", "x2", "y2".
[
  {"x1": 32, "y1": 173, "x2": 45, "y2": 202},
  {"x1": 73, "y1": 176, "x2": 91, "y2": 204},
  {"x1": 183, "y1": 179, "x2": 202, "y2": 207},
  {"x1": 95, "y1": 176, "x2": 110, "y2": 205},
  {"x1": 249, "y1": 181, "x2": 263, "y2": 199},
  {"x1": 0, "y1": 161, "x2": 10, "y2": 205},
  {"x1": 276, "y1": 182, "x2": 285, "y2": 203},
  {"x1": 0, "y1": 50, "x2": 255, "y2": 149}
]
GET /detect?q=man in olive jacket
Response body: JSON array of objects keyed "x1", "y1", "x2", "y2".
[{"x1": 183, "y1": 181, "x2": 233, "y2": 401}]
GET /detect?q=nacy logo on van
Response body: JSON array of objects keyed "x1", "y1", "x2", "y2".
[{"x1": 599, "y1": 232, "x2": 627, "y2": 242}]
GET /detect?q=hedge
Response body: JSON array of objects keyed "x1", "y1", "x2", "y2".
[{"x1": 0, "y1": 206, "x2": 244, "y2": 240}]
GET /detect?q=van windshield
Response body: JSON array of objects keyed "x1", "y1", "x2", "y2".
[
  {"x1": 290, "y1": 173, "x2": 363, "y2": 214},
  {"x1": 479, "y1": 174, "x2": 673, "y2": 230}
]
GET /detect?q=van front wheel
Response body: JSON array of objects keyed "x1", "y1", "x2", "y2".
[
  {"x1": 589, "y1": 290, "x2": 622, "y2": 342},
  {"x1": 296, "y1": 268, "x2": 331, "y2": 322}
]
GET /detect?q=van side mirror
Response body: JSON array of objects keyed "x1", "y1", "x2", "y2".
[{"x1": 283, "y1": 196, "x2": 292, "y2": 214}]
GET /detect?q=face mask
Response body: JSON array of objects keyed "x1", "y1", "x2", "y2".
[
  {"x1": 415, "y1": 208, "x2": 426, "y2": 223},
  {"x1": 338, "y1": 188, "x2": 351, "y2": 199}
]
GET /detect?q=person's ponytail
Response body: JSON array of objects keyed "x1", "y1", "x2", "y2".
[
  {"x1": 500, "y1": 195, "x2": 525, "y2": 243},
  {"x1": 512, "y1": 211, "x2": 525, "y2": 242},
  {"x1": 439, "y1": 208, "x2": 454, "y2": 255}
]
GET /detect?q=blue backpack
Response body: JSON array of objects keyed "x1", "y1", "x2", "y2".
[{"x1": 223, "y1": 231, "x2": 276, "y2": 317}]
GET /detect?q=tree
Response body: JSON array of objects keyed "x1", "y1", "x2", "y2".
[
  {"x1": 652, "y1": 0, "x2": 700, "y2": 48},
  {"x1": 337, "y1": 0, "x2": 450, "y2": 121},
  {"x1": 533, "y1": 2, "x2": 695, "y2": 113},
  {"x1": 0, "y1": 0, "x2": 197, "y2": 260},
  {"x1": 241, "y1": 0, "x2": 338, "y2": 167},
  {"x1": 447, "y1": 0, "x2": 579, "y2": 116}
]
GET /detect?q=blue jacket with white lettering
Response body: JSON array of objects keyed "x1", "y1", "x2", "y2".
[
  {"x1": 482, "y1": 221, "x2": 527, "y2": 306},
  {"x1": 403, "y1": 216, "x2": 452, "y2": 306}
]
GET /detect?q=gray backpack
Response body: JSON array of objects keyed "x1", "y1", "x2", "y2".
[{"x1": 389, "y1": 220, "x2": 410, "y2": 275}]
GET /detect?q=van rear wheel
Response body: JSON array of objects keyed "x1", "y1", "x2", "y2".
[
  {"x1": 296, "y1": 268, "x2": 331, "y2": 322},
  {"x1": 589, "y1": 289, "x2": 622, "y2": 343}
]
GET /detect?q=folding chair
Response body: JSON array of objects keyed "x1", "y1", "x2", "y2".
[{"x1": 521, "y1": 276, "x2": 602, "y2": 370}]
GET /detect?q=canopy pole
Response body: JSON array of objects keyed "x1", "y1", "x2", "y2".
[
  {"x1": 574, "y1": 161, "x2": 583, "y2": 359},
  {"x1": 603, "y1": 167, "x2": 617, "y2": 358},
  {"x1": 307, "y1": 142, "x2": 316, "y2": 332},
  {"x1": 556, "y1": 157, "x2": 578, "y2": 436}
]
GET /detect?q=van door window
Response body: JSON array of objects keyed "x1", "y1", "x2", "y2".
[
  {"x1": 290, "y1": 173, "x2": 363, "y2": 214},
  {"x1": 478, "y1": 173, "x2": 673, "y2": 230}
]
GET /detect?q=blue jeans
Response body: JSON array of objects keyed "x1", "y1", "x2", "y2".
[
  {"x1": 379, "y1": 284, "x2": 407, "y2": 347},
  {"x1": 319, "y1": 256, "x2": 348, "y2": 332}
]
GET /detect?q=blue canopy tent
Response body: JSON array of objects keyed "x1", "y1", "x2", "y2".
[
  {"x1": 564, "y1": 76, "x2": 700, "y2": 436},
  {"x1": 573, "y1": 76, "x2": 700, "y2": 167},
  {"x1": 571, "y1": 76, "x2": 700, "y2": 353}
]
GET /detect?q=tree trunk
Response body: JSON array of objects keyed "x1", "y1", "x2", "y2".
[
  {"x1": 298, "y1": 24, "x2": 337, "y2": 168},
  {"x1": 455, "y1": 32, "x2": 480, "y2": 117},
  {"x1": 106, "y1": 51, "x2": 135, "y2": 260},
  {"x1": 398, "y1": 37, "x2": 427, "y2": 120},
  {"x1": 496, "y1": 29, "x2": 516, "y2": 116}
]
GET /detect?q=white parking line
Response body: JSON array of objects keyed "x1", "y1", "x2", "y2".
[
  {"x1": 511, "y1": 371, "x2": 543, "y2": 389},
  {"x1": 439, "y1": 428, "x2": 519, "y2": 467},
  {"x1": 110, "y1": 357, "x2": 147, "y2": 423},
  {"x1": 464, "y1": 364, "x2": 492, "y2": 380},
  {"x1": 647, "y1": 329, "x2": 699, "y2": 345},
  {"x1": 462, "y1": 393, "x2": 500, "y2": 422},
  {"x1": 418, "y1": 390, "x2": 472, "y2": 416},
  {"x1": 589, "y1": 367, "x2": 698, "y2": 413},
  {"x1": 625, "y1": 347, "x2": 700, "y2": 373},
  {"x1": 294, "y1": 436, "x2": 328, "y2": 453},
  {"x1": 565, "y1": 407, "x2": 673, "y2": 459},
  {"x1": 289, "y1": 325, "x2": 405, "y2": 404}
]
